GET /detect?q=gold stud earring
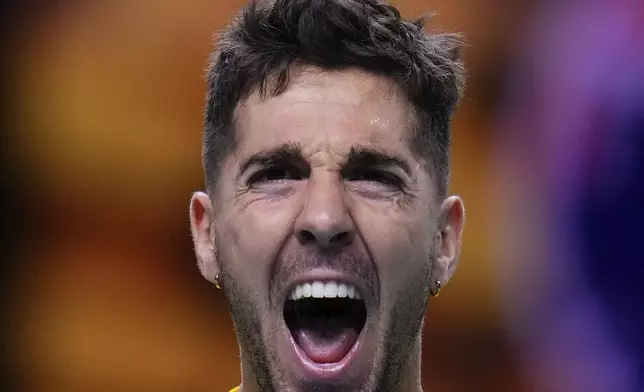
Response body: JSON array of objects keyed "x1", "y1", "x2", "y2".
[
  {"x1": 214, "y1": 273, "x2": 221, "y2": 290},
  {"x1": 430, "y1": 280, "x2": 441, "y2": 297}
]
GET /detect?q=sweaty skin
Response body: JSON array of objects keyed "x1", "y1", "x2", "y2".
[{"x1": 190, "y1": 66, "x2": 464, "y2": 392}]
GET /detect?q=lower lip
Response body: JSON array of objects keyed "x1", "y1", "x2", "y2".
[{"x1": 284, "y1": 322, "x2": 365, "y2": 380}]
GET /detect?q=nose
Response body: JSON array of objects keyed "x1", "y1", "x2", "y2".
[{"x1": 294, "y1": 173, "x2": 354, "y2": 249}]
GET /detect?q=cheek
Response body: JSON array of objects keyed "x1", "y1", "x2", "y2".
[
  {"x1": 374, "y1": 227, "x2": 429, "y2": 284},
  {"x1": 353, "y1": 203, "x2": 432, "y2": 297},
  {"x1": 217, "y1": 199, "x2": 299, "y2": 291}
]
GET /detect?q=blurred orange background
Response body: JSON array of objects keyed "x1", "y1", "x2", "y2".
[{"x1": 5, "y1": 0, "x2": 534, "y2": 391}]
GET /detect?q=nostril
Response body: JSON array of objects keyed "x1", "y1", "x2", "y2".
[
  {"x1": 297, "y1": 230, "x2": 316, "y2": 245},
  {"x1": 296, "y1": 230, "x2": 353, "y2": 247},
  {"x1": 329, "y1": 231, "x2": 352, "y2": 246}
]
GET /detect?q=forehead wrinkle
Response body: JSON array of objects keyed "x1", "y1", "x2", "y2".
[
  {"x1": 303, "y1": 142, "x2": 346, "y2": 171},
  {"x1": 233, "y1": 67, "x2": 414, "y2": 130},
  {"x1": 231, "y1": 68, "x2": 422, "y2": 172}
]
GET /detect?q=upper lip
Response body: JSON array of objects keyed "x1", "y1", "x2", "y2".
[{"x1": 280, "y1": 268, "x2": 372, "y2": 306}]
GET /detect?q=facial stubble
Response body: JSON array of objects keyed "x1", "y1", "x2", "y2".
[{"x1": 216, "y1": 237, "x2": 434, "y2": 392}]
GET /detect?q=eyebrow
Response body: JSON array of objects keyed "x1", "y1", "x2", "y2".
[
  {"x1": 238, "y1": 143, "x2": 307, "y2": 175},
  {"x1": 345, "y1": 146, "x2": 411, "y2": 176},
  {"x1": 238, "y1": 143, "x2": 412, "y2": 177}
]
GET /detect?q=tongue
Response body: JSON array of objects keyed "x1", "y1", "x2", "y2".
[{"x1": 294, "y1": 315, "x2": 359, "y2": 364}]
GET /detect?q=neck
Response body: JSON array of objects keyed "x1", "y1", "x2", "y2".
[
  {"x1": 237, "y1": 334, "x2": 425, "y2": 392},
  {"x1": 395, "y1": 332, "x2": 424, "y2": 392},
  {"x1": 237, "y1": 345, "x2": 260, "y2": 392}
]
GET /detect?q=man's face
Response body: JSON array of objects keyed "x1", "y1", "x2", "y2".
[{"x1": 191, "y1": 67, "x2": 464, "y2": 391}]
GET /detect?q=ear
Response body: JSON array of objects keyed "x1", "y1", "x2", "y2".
[
  {"x1": 189, "y1": 191, "x2": 219, "y2": 284},
  {"x1": 432, "y1": 196, "x2": 465, "y2": 289}
]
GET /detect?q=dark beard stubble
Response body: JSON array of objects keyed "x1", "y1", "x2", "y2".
[
  {"x1": 215, "y1": 239, "x2": 433, "y2": 392},
  {"x1": 376, "y1": 256, "x2": 432, "y2": 392},
  {"x1": 217, "y1": 242, "x2": 278, "y2": 392}
]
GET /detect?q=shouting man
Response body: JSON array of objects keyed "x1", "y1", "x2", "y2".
[{"x1": 189, "y1": 0, "x2": 466, "y2": 391}]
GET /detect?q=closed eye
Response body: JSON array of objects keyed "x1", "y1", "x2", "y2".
[
  {"x1": 247, "y1": 166, "x2": 305, "y2": 185},
  {"x1": 345, "y1": 169, "x2": 402, "y2": 188}
]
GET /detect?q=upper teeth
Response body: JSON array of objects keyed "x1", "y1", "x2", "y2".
[{"x1": 290, "y1": 281, "x2": 361, "y2": 300}]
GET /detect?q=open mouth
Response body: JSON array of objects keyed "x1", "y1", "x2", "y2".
[{"x1": 284, "y1": 281, "x2": 367, "y2": 364}]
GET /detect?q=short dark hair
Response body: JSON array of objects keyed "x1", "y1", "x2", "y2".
[{"x1": 203, "y1": 0, "x2": 465, "y2": 197}]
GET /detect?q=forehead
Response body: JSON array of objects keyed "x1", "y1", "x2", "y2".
[{"x1": 232, "y1": 67, "x2": 417, "y2": 160}]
